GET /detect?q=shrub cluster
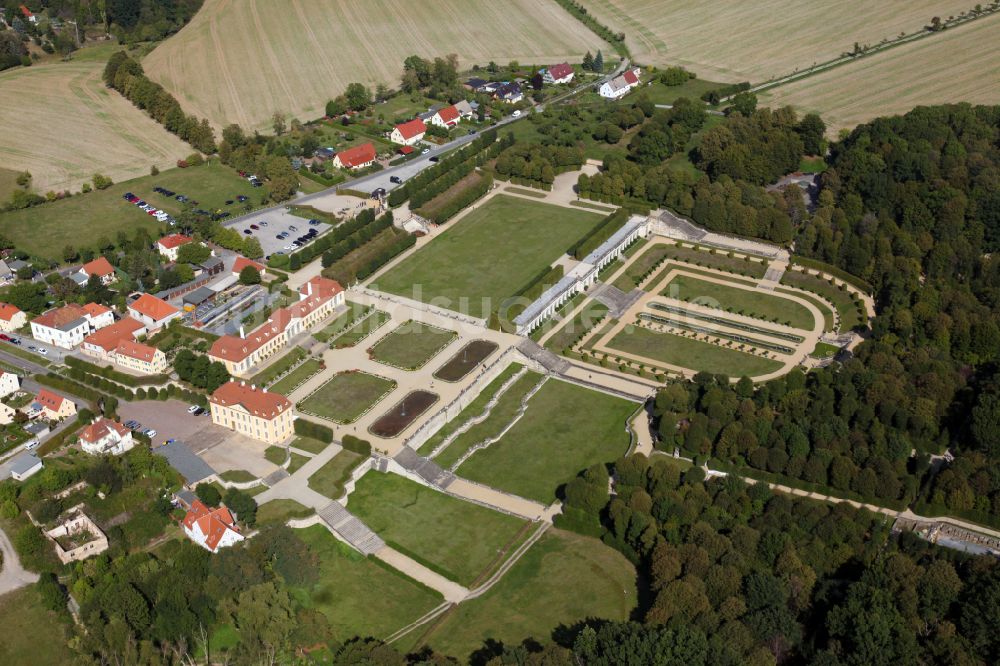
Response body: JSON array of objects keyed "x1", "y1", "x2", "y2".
[
  {"x1": 65, "y1": 357, "x2": 169, "y2": 387},
  {"x1": 321, "y1": 212, "x2": 395, "y2": 268}
]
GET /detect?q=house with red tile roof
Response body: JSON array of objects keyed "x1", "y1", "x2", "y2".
[
  {"x1": 79, "y1": 417, "x2": 135, "y2": 456},
  {"x1": 182, "y1": 500, "x2": 245, "y2": 553},
  {"x1": 209, "y1": 277, "x2": 344, "y2": 376},
  {"x1": 390, "y1": 118, "x2": 426, "y2": 146},
  {"x1": 82, "y1": 317, "x2": 146, "y2": 360},
  {"x1": 209, "y1": 381, "x2": 294, "y2": 444},
  {"x1": 30, "y1": 302, "x2": 114, "y2": 349},
  {"x1": 115, "y1": 339, "x2": 167, "y2": 375},
  {"x1": 332, "y1": 142, "x2": 377, "y2": 169},
  {"x1": 543, "y1": 63, "x2": 575, "y2": 85},
  {"x1": 232, "y1": 257, "x2": 266, "y2": 279},
  {"x1": 156, "y1": 234, "x2": 194, "y2": 262},
  {"x1": 599, "y1": 67, "x2": 642, "y2": 99},
  {"x1": 0, "y1": 302, "x2": 26, "y2": 333},
  {"x1": 128, "y1": 294, "x2": 181, "y2": 331},
  {"x1": 79, "y1": 257, "x2": 116, "y2": 286},
  {"x1": 30, "y1": 389, "x2": 76, "y2": 421},
  {"x1": 428, "y1": 105, "x2": 461, "y2": 129}
]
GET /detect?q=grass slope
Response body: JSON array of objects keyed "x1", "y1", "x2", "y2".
[
  {"x1": 348, "y1": 473, "x2": 527, "y2": 585},
  {"x1": 376, "y1": 195, "x2": 603, "y2": 319},
  {"x1": 664, "y1": 273, "x2": 815, "y2": 329},
  {"x1": 419, "y1": 529, "x2": 637, "y2": 658},
  {"x1": 143, "y1": 0, "x2": 606, "y2": 130},
  {"x1": 457, "y1": 379, "x2": 635, "y2": 503},
  {"x1": 0, "y1": 587, "x2": 76, "y2": 664},
  {"x1": 607, "y1": 326, "x2": 784, "y2": 376}
]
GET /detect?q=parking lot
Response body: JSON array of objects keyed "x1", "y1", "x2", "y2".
[{"x1": 223, "y1": 206, "x2": 333, "y2": 259}]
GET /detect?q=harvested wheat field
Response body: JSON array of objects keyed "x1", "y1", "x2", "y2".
[
  {"x1": 0, "y1": 60, "x2": 190, "y2": 194},
  {"x1": 143, "y1": 0, "x2": 607, "y2": 131},
  {"x1": 577, "y1": 0, "x2": 974, "y2": 82},
  {"x1": 760, "y1": 13, "x2": 1000, "y2": 133}
]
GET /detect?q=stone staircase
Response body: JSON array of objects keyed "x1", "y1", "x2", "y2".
[
  {"x1": 517, "y1": 339, "x2": 570, "y2": 374},
  {"x1": 317, "y1": 502, "x2": 385, "y2": 555},
  {"x1": 262, "y1": 468, "x2": 289, "y2": 487},
  {"x1": 395, "y1": 446, "x2": 457, "y2": 489}
]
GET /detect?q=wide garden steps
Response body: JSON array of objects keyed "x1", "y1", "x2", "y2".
[
  {"x1": 395, "y1": 447, "x2": 456, "y2": 489},
  {"x1": 317, "y1": 502, "x2": 385, "y2": 555},
  {"x1": 516, "y1": 339, "x2": 570, "y2": 374},
  {"x1": 262, "y1": 468, "x2": 290, "y2": 487}
]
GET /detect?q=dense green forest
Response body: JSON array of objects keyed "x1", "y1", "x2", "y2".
[{"x1": 8, "y1": 0, "x2": 204, "y2": 41}]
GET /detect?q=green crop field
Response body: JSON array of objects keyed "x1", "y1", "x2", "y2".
[
  {"x1": 370, "y1": 320, "x2": 457, "y2": 370},
  {"x1": 348, "y1": 473, "x2": 527, "y2": 585},
  {"x1": 299, "y1": 371, "x2": 395, "y2": 423},
  {"x1": 0, "y1": 161, "x2": 265, "y2": 260},
  {"x1": 143, "y1": 0, "x2": 606, "y2": 131},
  {"x1": 290, "y1": 525, "x2": 442, "y2": 642},
  {"x1": 607, "y1": 326, "x2": 784, "y2": 377},
  {"x1": 376, "y1": 195, "x2": 603, "y2": 319},
  {"x1": 664, "y1": 273, "x2": 816, "y2": 329},
  {"x1": 418, "y1": 530, "x2": 636, "y2": 658},
  {"x1": 456, "y1": 379, "x2": 636, "y2": 503}
]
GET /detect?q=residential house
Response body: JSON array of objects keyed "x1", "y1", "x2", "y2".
[
  {"x1": 543, "y1": 63, "x2": 575, "y2": 85},
  {"x1": 79, "y1": 417, "x2": 135, "y2": 456},
  {"x1": 429, "y1": 105, "x2": 461, "y2": 129},
  {"x1": 81, "y1": 317, "x2": 146, "y2": 362},
  {"x1": 182, "y1": 500, "x2": 244, "y2": 553},
  {"x1": 19, "y1": 5, "x2": 36, "y2": 24},
  {"x1": 9, "y1": 453, "x2": 43, "y2": 481},
  {"x1": 209, "y1": 276, "x2": 344, "y2": 375},
  {"x1": 0, "y1": 260, "x2": 14, "y2": 284},
  {"x1": 390, "y1": 118, "x2": 427, "y2": 146},
  {"x1": 0, "y1": 370, "x2": 20, "y2": 399},
  {"x1": 0, "y1": 302, "x2": 26, "y2": 332},
  {"x1": 493, "y1": 82, "x2": 523, "y2": 104},
  {"x1": 332, "y1": 142, "x2": 377, "y2": 170},
  {"x1": 31, "y1": 302, "x2": 113, "y2": 349},
  {"x1": 464, "y1": 77, "x2": 488, "y2": 91},
  {"x1": 209, "y1": 381, "x2": 293, "y2": 444},
  {"x1": 31, "y1": 389, "x2": 76, "y2": 421},
  {"x1": 79, "y1": 257, "x2": 116, "y2": 286},
  {"x1": 114, "y1": 339, "x2": 167, "y2": 375},
  {"x1": 128, "y1": 294, "x2": 181, "y2": 331},
  {"x1": 232, "y1": 257, "x2": 266, "y2": 279},
  {"x1": 453, "y1": 100, "x2": 476, "y2": 120},
  {"x1": 599, "y1": 67, "x2": 642, "y2": 99},
  {"x1": 156, "y1": 234, "x2": 193, "y2": 262},
  {"x1": 313, "y1": 147, "x2": 336, "y2": 161},
  {"x1": 0, "y1": 403, "x2": 14, "y2": 425}
]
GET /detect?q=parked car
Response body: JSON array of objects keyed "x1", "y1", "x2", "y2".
[
  {"x1": 390, "y1": 175, "x2": 402, "y2": 184},
  {"x1": 237, "y1": 195, "x2": 248, "y2": 202},
  {"x1": 0, "y1": 334, "x2": 9, "y2": 341},
  {"x1": 429, "y1": 156, "x2": 439, "y2": 162},
  {"x1": 187, "y1": 405, "x2": 200, "y2": 414},
  {"x1": 38, "y1": 348, "x2": 48, "y2": 355},
  {"x1": 259, "y1": 220, "x2": 268, "y2": 227},
  {"x1": 123, "y1": 192, "x2": 135, "y2": 200},
  {"x1": 243, "y1": 229, "x2": 253, "y2": 235},
  {"x1": 421, "y1": 148, "x2": 430, "y2": 154},
  {"x1": 144, "y1": 429, "x2": 157, "y2": 438},
  {"x1": 288, "y1": 225, "x2": 297, "y2": 231}
]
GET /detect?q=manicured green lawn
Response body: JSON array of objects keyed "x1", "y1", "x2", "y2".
[
  {"x1": 308, "y1": 449, "x2": 364, "y2": 499},
  {"x1": 434, "y1": 372, "x2": 545, "y2": 470},
  {"x1": 776, "y1": 287, "x2": 836, "y2": 331},
  {"x1": 0, "y1": 587, "x2": 77, "y2": 664},
  {"x1": 256, "y1": 498, "x2": 315, "y2": 526},
  {"x1": 417, "y1": 364, "x2": 523, "y2": 456},
  {"x1": 348, "y1": 473, "x2": 528, "y2": 586},
  {"x1": 299, "y1": 371, "x2": 396, "y2": 423},
  {"x1": 457, "y1": 379, "x2": 636, "y2": 503},
  {"x1": 664, "y1": 273, "x2": 816, "y2": 329},
  {"x1": 0, "y1": 161, "x2": 266, "y2": 260},
  {"x1": 607, "y1": 326, "x2": 784, "y2": 377},
  {"x1": 418, "y1": 530, "x2": 637, "y2": 658},
  {"x1": 249, "y1": 348, "x2": 307, "y2": 387},
  {"x1": 641, "y1": 77, "x2": 722, "y2": 105},
  {"x1": 291, "y1": 436, "x2": 329, "y2": 455},
  {"x1": 375, "y1": 195, "x2": 604, "y2": 318},
  {"x1": 264, "y1": 446, "x2": 286, "y2": 466},
  {"x1": 218, "y1": 469, "x2": 256, "y2": 483},
  {"x1": 269, "y1": 358, "x2": 323, "y2": 395},
  {"x1": 313, "y1": 301, "x2": 370, "y2": 342},
  {"x1": 542, "y1": 298, "x2": 609, "y2": 353},
  {"x1": 780, "y1": 269, "x2": 867, "y2": 332},
  {"x1": 290, "y1": 525, "x2": 442, "y2": 643},
  {"x1": 329, "y1": 310, "x2": 391, "y2": 348},
  {"x1": 811, "y1": 342, "x2": 841, "y2": 358},
  {"x1": 370, "y1": 320, "x2": 457, "y2": 370}
]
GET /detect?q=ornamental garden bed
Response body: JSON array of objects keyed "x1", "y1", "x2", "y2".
[
  {"x1": 432, "y1": 340, "x2": 499, "y2": 382},
  {"x1": 368, "y1": 390, "x2": 439, "y2": 438}
]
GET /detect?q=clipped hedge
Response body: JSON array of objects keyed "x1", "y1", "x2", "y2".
[
  {"x1": 295, "y1": 418, "x2": 333, "y2": 443},
  {"x1": 341, "y1": 435, "x2": 372, "y2": 457},
  {"x1": 65, "y1": 356, "x2": 169, "y2": 387},
  {"x1": 425, "y1": 173, "x2": 493, "y2": 225},
  {"x1": 569, "y1": 208, "x2": 629, "y2": 260}
]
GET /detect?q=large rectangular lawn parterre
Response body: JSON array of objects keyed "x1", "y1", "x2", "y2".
[
  {"x1": 348, "y1": 473, "x2": 528, "y2": 585},
  {"x1": 375, "y1": 195, "x2": 604, "y2": 318},
  {"x1": 456, "y1": 379, "x2": 636, "y2": 503},
  {"x1": 607, "y1": 326, "x2": 784, "y2": 377},
  {"x1": 370, "y1": 320, "x2": 457, "y2": 370},
  {"x1": 299, "y1": 371, "x2": 396, "y2": 423},
  {"x1": 664, "y1": 273, "x2": 815, "y2": 330},
  {"x1": 416, "y1": 529, "x2": 637, "y2": 658},
  {"x1": 289, "y1": 525, "x2": 442, "y2": 642}
]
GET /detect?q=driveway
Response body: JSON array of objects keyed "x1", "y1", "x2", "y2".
[{"x1": 0, "y1": 525, "x2": 38, "y2": 595}]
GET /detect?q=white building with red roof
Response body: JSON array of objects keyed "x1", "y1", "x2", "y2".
[
  {"x1": 209, "y1": 381, "x2": 293, "y2": 444},
  {"x1": 332, "y1": 142, "x2": 377, "y2": 169},
  {"x1": 114, "y1": 339, "x2": 167, "y2": 375},
  {"x1": 31, "y1": 302, "x2": 114, "y2": 349},
  {"x1": 0, "y1": 370, "x2": 19, "y2": 400},
  {"x1": 232, "y1": 256, "x2": 266, "y2": 279},
  {"x1": 182, "y1": 500, "x2": 245, "y2": 553},
  {"x1": 128, "y1": 294, "x2": 181, "y2": 331},
  {"x1": 390, "y1": 118, "x2": 427, "y2": 146},
  {"x1": 543, "y1": 63, "x2": 575, "y2": 85},
  {"x1": 599, "y1": 67, "x2": 642, "y2": 99},
  {"x1": 209, "y1": 277, "x2": 344, "y2": 376},
  {"x1": 30, "y1": 389, "x2": 76, "y2": 421},
  {"x1": 79, "y1": 417, "x2": 135, "y2": 456},
  {"x1": 78, "y1": 256, "x2": 116, "y2": 286},
  {"x1": 81, "y1": 316, "x2": 146, "y2": 362},
  {"x1": 156, "y1": 234, "x2": 194, "y2": 262},
  {"x1": 0, "y1": 302, "x2": 26, "y2": 333},
  {"x1": 428, "y1": 105, "x2": 461, "y2": 129}
]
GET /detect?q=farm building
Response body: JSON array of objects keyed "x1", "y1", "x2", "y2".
[
  {"x1": 599, "y1": 67, "x2": 642, "y2": 99},
  {"x1": 332, "y1": 142, "x2": 377, "y2": 169},
  {"x1": 543, "y1": 63, "x2": 575, "y2": 84},
  {"x1": 391, "y1": 118, "x2": 427, "y2": 146}
]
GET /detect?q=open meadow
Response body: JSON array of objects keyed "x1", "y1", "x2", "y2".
[
  {"x1": 758, "y1": 13, "x2": 1000, "y2": 133},
  {"x1": 142, "y1": 0, "x2": 607, "y2": 130},
  {"x1": 0, "y1": 54, "x2": 189, "y2": 195},
  {"x1": 576, "y1": 0, "x2": 975, "y2": 82}
]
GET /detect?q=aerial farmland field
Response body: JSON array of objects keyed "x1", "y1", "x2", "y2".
[
  {"x1": 143, "y1": 0, "x2": 607, "y2": 131},
  {"x1": 576, "y1": 0, "x2": 975, "y2": 83},
  {"x1": 0, "y1": 55, "x2": 190, "y2": 195},
  {"x1": 759, "y1": 13, "x2": 1000, "y2": 132}
]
